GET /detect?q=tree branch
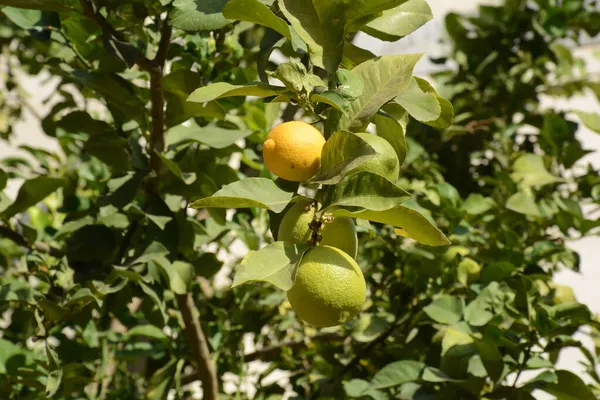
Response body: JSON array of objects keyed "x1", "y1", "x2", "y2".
[
  {"x1": 176, "y1": 294, "x2": 219, "y2": 400},
  {"x1": 0, "y1": 225, "x2": 64, "y2": 258}
]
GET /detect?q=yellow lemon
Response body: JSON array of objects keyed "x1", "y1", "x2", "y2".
[
  {"x1": 287, "y1": 246, "x2": 366, "y2": 327},
  {"x1": 278, "y1": 198, "x2": 358, "y2": 258},
  {"x1": 262, "y1": 121, "x2": 326, "y2": 182}
]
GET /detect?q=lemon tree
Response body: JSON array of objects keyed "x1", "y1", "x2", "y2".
[{"x1": 1, "y1": 0, "x2": 600, "y2": 399}]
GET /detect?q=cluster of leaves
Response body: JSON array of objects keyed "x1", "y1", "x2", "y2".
[{"x1": 0, "y1": 0, "x2": 599, "y2": 400}]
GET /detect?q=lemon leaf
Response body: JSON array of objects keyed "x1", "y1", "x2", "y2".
[
  {"x1": 189, "y1": 178, "x2": 295, "y2": 213},
  {"x1": 321, "y1": 171, "x2": 410, "y2": 211},
  {"x1": 232, "y1": 242, "x2": 309, "y2": 290},
  {"x1": 332, "y1": 201, "x2": 450, "y2": 247},
  {"x1": 187, "y1": 82, "x2": 287, "y2": 103}
]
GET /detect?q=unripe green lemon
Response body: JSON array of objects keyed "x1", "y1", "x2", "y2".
[
  {"x1": 287, "y1": 246, "x2": 366, "y2": 327},
  {"x1": 350, "y1": 132, "x2": 400, "y2": 182},
  {"x1": 278, "y1": 198, "x2": 358, "y2": 258}
]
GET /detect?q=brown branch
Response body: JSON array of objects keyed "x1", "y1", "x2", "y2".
[
  {"x1": 176, "y1": 294, "x2": 219, "y2": 400},
  {"x1": 0, "y1": 225, "x2": 64, "y2": 258},
  {"x1": 180, "y1": 333, "x2": 345, "y2": 386}
]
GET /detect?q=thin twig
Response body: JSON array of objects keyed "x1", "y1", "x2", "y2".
[{"x1": 176, "y1": 294, "x2": 219, "y2": 400}]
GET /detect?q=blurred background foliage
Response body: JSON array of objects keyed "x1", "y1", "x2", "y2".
[{"x1": 0, "y1": 0, "x2": 600, "y2": 399}]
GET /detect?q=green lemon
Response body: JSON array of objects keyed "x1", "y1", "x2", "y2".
[
  {"x1": 278, "y1": 198, "x2": 358, "y2": 258},
  {"x1": 287, "y1": 246, "x2": 366, "y2": 327},
  {"x1": 350, "y1": 132, "x2": 400, "y2": 182}
]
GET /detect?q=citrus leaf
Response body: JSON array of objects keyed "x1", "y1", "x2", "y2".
[
  {"x1": 414, "y1": 77, "x2": 454, "y2": 128},
  {"x1": 395, "y1": 78, "x2": 441, "y2": 123},
  {"x1": 169, "y1": 0, "x2": 231, "y2": 32},
  {"x1": 363, "y1": 0, "x2": 432, "y2": 41},
  {"x1": 332, "y1": 202, "x2": 450, "y2": 246},
  {"x1": 126, "y1": 325, "x2": 168, "y2": 342},
  {"x1": 369, "y1": 360, "x2": 426, "y2": 390},
  {"x1": 189, "y1": 178, "x2": 294, "y2": 213},
  {"x1": 0, "y1": 0, "x2": 72, "y2": 11},
  {"x1": 474, "y1": 339, "x2": 504, "y2": 383},
  {"x1": 311, "y1": 91, "x2": 351, "y2": 113},
  {"x1": 574, "y1": 110, "x2": 600, "y2": 134},
  {"x1": 424, "y1": 295, "x2": 464, "y2": 325},
  {"x1": 511, "y1": 154, "x2": 561, "y2": 188},
  {"x1": 278, "y1": 0, "x2": 344, "y2": 73},
  {"x1": 374, "y1": 113, "x2": 407, "y2": 166},
  {"x1": 321, "y1": 171, "x2": 410, "y2": 211},
  {"x1": 461, "y1": 194, "x2": 495, "y2": 215},
  {"x1": 45, "y1": 341, "x2": 62, "y2": 397},
  {"x1": 2, "y1": 177, "x2": 66, "y2": 219},
  {"x1": 187, "y1": 82, "x2": 287, "y2": 103},
  {"x1": 223, "y1": 0, "x2": 290, "y2": 38},
  {"x1": 537, "y1": 370, "x2": 596, "y2": 400},
  {"x1": 166, "y1": 119, "x2": 252, "y2": 149},
  {"x1": 340, "y1": 54, "x2": 422, "y2": 130},
  {"x1": 147, "y1": 358, "x2": 176, "y2": 400},
  {"x1": 232, "y1": 241, "x2": 309, "y2": 290},
  {"x1": 312, "y1": 131, "x2": 378, "y2": 185},
  {"x1": 506, "y1": 191, "x2": 542, "y2": 217}
]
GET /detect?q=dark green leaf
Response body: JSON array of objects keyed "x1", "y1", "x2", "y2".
[
  {"x1": 170, "y1": 0, "x2": 231, "y2": 32},
  {"x1": 2, "y1": 176, "x2": 66, "y2": 218},
  {"x1": 189, "y1": 178, "x2": 294, "y2": 213}
]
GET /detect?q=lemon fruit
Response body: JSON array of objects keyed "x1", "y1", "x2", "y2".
[
  {"x1": 278, "y1": 198, "x2": 358, "y2": 258},
  {"x1": 551, "y1": 283, "x2": 576, "y2": 305},
  {"x1": 287, "y1": 246, "x2": 366, "y2": 327},
  {"x1": 350, "y1": 132, "x2": 400, "y2": 182},
  {"x1": 262, "y1": 121, "x2": 326, "y2": 182}
]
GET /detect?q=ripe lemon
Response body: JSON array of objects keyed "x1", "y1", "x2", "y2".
[
  {"x1": 262, "y1": 121, "x2": 326, "y2": 182},
  {"x1": 287, "y1": 246, "x2": 366, "y2": 327},
  {"x1": 350, "y1": 132, "x2": 400, "y2": 182},
  {"x1": 278, "y1": 198, "x2": 358, "y2": 258}
]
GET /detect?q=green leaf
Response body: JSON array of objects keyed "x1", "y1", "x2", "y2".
[
  {"x1": 311, "y1": 91, "x2": 351, "y2": 113},
  {"x1": 424, "y1": 295, "x2": 464, "y2": 325},
  {"x1": 413, "y1": 77, "x2": 454, "y2": 128},
  {"x1": 461, "y1": 194, "x2": 495, "y2": 215},
  {"x1": 85, "y1": 135, "x2": 131, "y2": 171},
  {"x1": 441, "y1": 323, "x2": 474, "y2": 355},
  {"x1": 187, "y1": 82, "x2": 286, "y2": 103},
  {"x1": 2, "y1": 176, "x2": 66, "y2": 218},
  {"x1": 167, "y1": 120, "x2": 252, "y2": 149},
  {"x1": 463, "y1": 282, "x2": 514, "y2": 326},
  {"x1": 147, "y1": 358, "x2": 176, "y2": 400},
  {"x1": 45, "y1": 341, "x2": 62, "y2": 397},
  {"x1": 336, "y1": 69, "x2": 365, "y2": 100},
  {"x1": 374, "y1": 113, "x2": 407, "y2": 166},
  {"x1": 169, "y1": 0, "x2": 231, "y2": 32},
  {"x1": 223, "y1": 0, "x2": 290, "y2": 38},
  {"x1": 321, "y1": 171, "x2": 410, "y2": 211},
  {"x1": 0, "y1": 169, "x2": 7, "y2": 191},
  {"x1": 339, "y1": 54, "x2": 422, "y2": 130},
  {"x1": 139, "y1": 282, "x2": 168, "y2": 325},
  {"x1": 189, "y1": 178, "x2": 294, "y2": 213},
  {"x1": 344, "y1": 379, "x2": 370, "y2": 397},
  {"x1": 351, "y1": 314, "x2": 390, "y2": 343},
  {"x1": 278, "y1": 0, "x2": 344, "y2": 73},
  {"x1": 0, "y1": 0, "x2": 72, "y2": 11},
  {"x1": 474, "y1": 339, "x2": 504, "y2": 383},
  {"x1": 232, "y1": 241, "x2": 309, "y2": 290},
  {"x1": 506, "y1": 191, "x2": 541, "y2": 217},
  {"x1": 332, "y1": 202, "x2": 450, "y2": 246},
  {"x1": 363, "y1": 0, "x2": 432, "y2": 41},
  {"x1": 1, "y1": 7, "x2": 41, "y2": 28},
  {"x1": 511, "y1": 154, "x2": 561, "y2": 188},
  {"x1": 574, "y1": 110, "x2": 600, "y2": 134},
  {"x1": 369, "y1": 360, "x2": 425, "y2": 390},
  {"x1": 538, "y1": 370, "x2": 596, "y2": 400},
  {"x1": 395, "y1": 78, "x2": 441, "y2": 123},
  {"x1": 312, "y1": 131, "x2": 378, "y2": 185},
  {"x1": 342, "y1": 42, "x2": 376, "y2": 69},
  {"x1": 126, "y1": 325, "x2": 168, "y2": 342}
]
